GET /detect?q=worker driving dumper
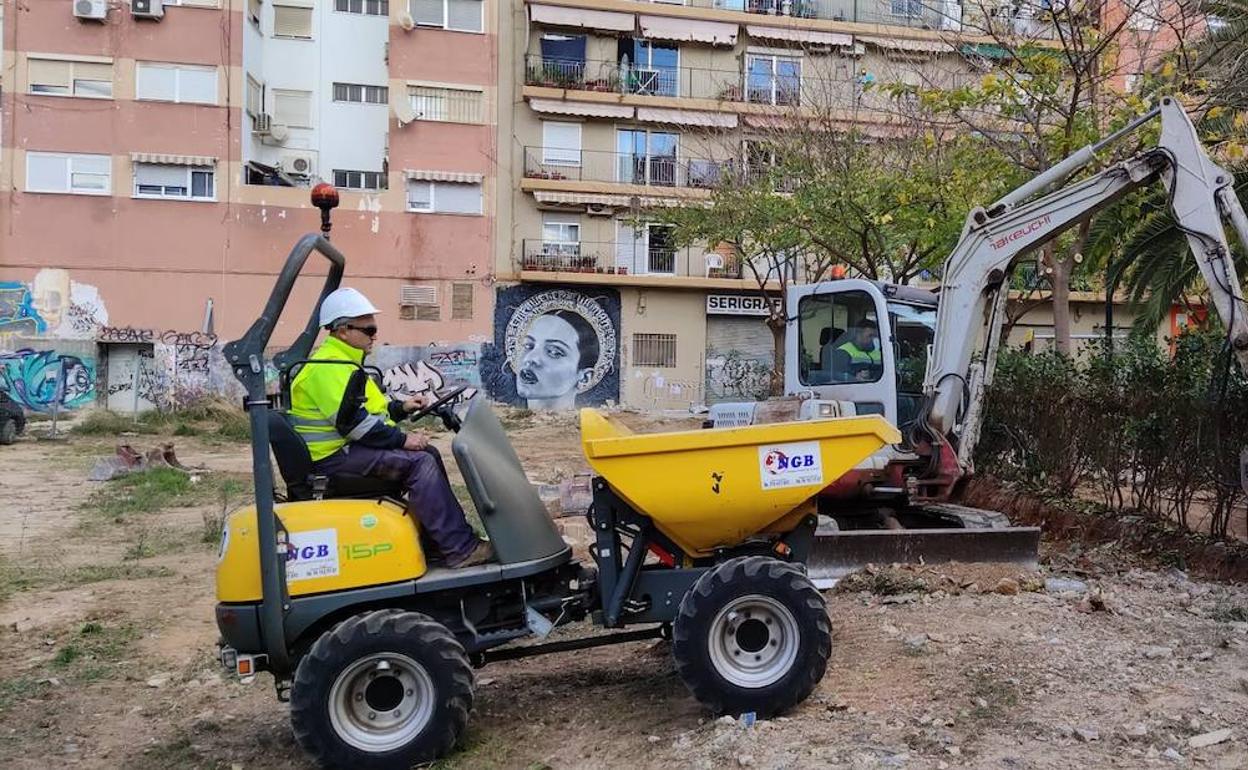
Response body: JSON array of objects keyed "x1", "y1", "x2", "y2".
[{"x1": 288, "y1": 287, "x2": 493, "y2": 569}]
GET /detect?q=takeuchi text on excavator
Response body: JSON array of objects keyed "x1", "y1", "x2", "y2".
[{"x1": 711, "y1": 97, "x2": 1248, "y2": 583}]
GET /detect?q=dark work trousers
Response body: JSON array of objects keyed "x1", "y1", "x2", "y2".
[{"x1": 314, "y1": 443, "x2": 477, "y2": 563}]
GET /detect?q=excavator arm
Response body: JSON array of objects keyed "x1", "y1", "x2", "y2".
[{"x1": 923, "y1": 97, "x2": 1248, "y2": 467}]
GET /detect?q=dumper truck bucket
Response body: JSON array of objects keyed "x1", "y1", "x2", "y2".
[{"x1": 580, "y1": 410, "x2": 901, "y2": 558}]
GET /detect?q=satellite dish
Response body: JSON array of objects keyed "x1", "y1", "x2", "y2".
[
  {"x1": 399, "y1": 12, "x2": 415, "y2": 31},
  {"x1": 393, "y1": 100, "x2": 418, "y2": 126}
]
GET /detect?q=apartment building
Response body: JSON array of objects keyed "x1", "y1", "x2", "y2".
[
  {"x1": 492, "y1": 0, "x2": 1048, "y2": 410},
  {"x1": 0, "y1": 0, "x2": 496, "y2": 413}
]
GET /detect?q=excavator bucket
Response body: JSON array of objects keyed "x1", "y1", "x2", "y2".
[{"x1": 804, "y1": 503, "x2": 1042, "y2": 588}]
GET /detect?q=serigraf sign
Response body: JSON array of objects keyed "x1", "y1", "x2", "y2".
[{"x1": 706, "y1": 294, "x2": 778, "y2": 317}]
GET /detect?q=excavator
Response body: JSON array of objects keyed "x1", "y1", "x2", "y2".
[{"x1": 711, "y1": 96, "x2": 1248, "y2": 583}]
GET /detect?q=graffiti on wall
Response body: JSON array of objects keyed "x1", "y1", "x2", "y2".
[
  {"x1": 0, "y1": 271, "x2": 109, "y2": 339},
  {"x1": 0, "y1": 283, "x2": 47, "y2": 336},
  {"x1": 705, "y1": 352, "x2": 773, "y2": 402},
  {"x1": 371, "y1": 344, "x2": 482, "y2": 405},
  {"x1": 0, "y1": 348, "x2": 97, "y2": 412},
  {"x1": 481, "y1": 286, "x2": 620, "y2": 411}
]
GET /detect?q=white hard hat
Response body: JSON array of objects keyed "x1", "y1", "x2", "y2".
[{"x1": 318, "y1": 287, "x2": 381, "y2": 327}]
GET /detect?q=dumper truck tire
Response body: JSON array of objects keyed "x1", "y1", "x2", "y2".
[
  {"x1": 0, "y1": 419, "x2": 16, "y2": 445},
  {"x1": 673, "y1": 556, "x2": 830, "y2": 717},
  {"x1": 290, "y1": 610, "x2": 474, "y2": 769}
]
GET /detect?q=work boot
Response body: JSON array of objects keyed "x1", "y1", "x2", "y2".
[{"x1": 448, "y1": 540, "x2": 494, "y2": 569}]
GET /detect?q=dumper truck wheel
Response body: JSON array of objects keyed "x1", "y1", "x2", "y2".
[
  {"x1": 673, "y1": 556, "x2": 830, "y2": 717},
  {"x1": 290, "y1": 610, "x2": 473, "y2": 769},
  {"x1": 0, "y1": 418, "x2": 16, "y2": 445}
]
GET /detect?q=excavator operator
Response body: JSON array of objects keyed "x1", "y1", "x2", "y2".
[
  {"x1": 288, "y1": 287, "x2": 493, "y2": 569},
  {"x1": 825, "y1": 324, "x2": 882, "y2": 382}
]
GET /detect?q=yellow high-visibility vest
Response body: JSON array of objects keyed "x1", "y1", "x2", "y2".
[{"x1": 289, "y1": 335, "x2": 394, "y2": 462}]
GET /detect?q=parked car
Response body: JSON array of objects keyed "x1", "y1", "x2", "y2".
[{"x1": 0, "y1": 391, "x2": 26, "y2": 445}]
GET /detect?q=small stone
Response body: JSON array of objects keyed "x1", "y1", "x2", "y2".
[
  {"x1": 882, "y1": 623, "x2": 900, "y2": 636},
  {"x1": 927, "y1": 632, "x2": 949, "y2": 643},
  {"x1": 994, "y1": 578, "x2": 1020, "y2": 596},
  {"x1": 1146, "y1": 746, "x2": 1160, "y2": 759},
  {"x1": 715, "y1": 715, "x2": 737, "y2": 728},
  {"x1": 1075, "y1": 727, "x2": 1100, "y2": 743},
  {"x1": 145, "y1": 676, "x2": 169, "y2": 688},
  {"x1": 477, "y1": 677, "x2": 496, "y2": 686},
  {"x1": 903, "y1": 634, "x2": 929, "y2": 652},
  {"x1": 974, "y1": 697, "x2": 989, "y2": 709},
  {"x1": 881, "y1": 753, "x2": 908, "y2": 767},
  {"x1": 1124, "y1": 723, "x2": 1149, "y2": 738},
  {"x1": 946, "y1": 746, "x2": 961, "y2": 756},
  {"x1": 647, "y1": 735, "x2": 661, "y2": 744},
  {"x1": 1193, "y1": 650, "x2": 1214, "y2": 662},
  {"x1": 737, "y1": 754, "x2": 755, "y2": 767},
  {"x1": 1162, "y1": 747, "x2": 1185, "y2": 763},
  {"x1": 1143, "y1": 646, "x2": 1174, "y2": 660},
  {"x1": 1188, "y1": 728, "x2": 1232, "y2": 749}
]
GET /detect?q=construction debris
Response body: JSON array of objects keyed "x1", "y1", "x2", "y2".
[{"x1": 87, "y1": 443, "x2": 198, "y2": 481}]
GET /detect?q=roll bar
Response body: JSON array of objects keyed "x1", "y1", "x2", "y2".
[{"x1": 223, "y1": 232, "x2": 347, "y2": 673}]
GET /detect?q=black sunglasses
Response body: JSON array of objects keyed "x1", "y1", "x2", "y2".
[{"x1": 345, "y1": 324, "x2": 378, "y2": 337}]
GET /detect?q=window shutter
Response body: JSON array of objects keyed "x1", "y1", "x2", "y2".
[
  {"x1": 400, "y1": 284, "x2": 438, "y2": 306},
  {"x1": 451, "y1": 283, "x2": 473, "y2": 320},
  {"x1": 136, "y1": 63, "x2": 177, "y2": 100},
  {"x1": 273, "y1": 5, "x2": 313, "y2": 37},
  {"x1": 542, "y1": 121, "x2": 581, "y2": 165},
  {"x1": 446, "y1": 0, "x2": 482, "y2": 31},
  {"x1": 179, "y1": 67, "x2": 219, "y2": 104},
  {"x1": 28, "y1": 59, "x2": 72, "y2": 89},
  {"x1": 246, "y1": 76, "x2": 264, "y2": 115},
  {"x1": 434, "y1": 182, "x2": 482, "y2": 215},
  {"x1": 415, "y1": 305, "x2": 441, "y2": 321},
  {"x1": 406, "y1": 180, "x2": 433, "y2": 210},
  {"x1": 135, "y1": 164, "x2": 188, "y2": 187},
  {"x1": 273, "y1": 90, "x2": 312, "y2": 127},
  {"x1": 27, "y1": 154, "x2": 70, "y2": 192},
  {"x1": 411, "y1": 0, "x2": 443, "y2": 26},
  {"x1": 74, "y1": 62, "x2": 113, "y2": 82}
]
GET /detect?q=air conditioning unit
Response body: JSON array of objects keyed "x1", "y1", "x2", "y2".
[
  {"x1": 132, "y1": 0, "x2": 165, "y2": 19},
  {"x1": 279, "y1": 151, "x2": 316, "y2": 178},
  {"x1": 74, "y1": 0, "x2": 108, "y2": 21},
  {"x1": 252, "y1": 113, "x2": 273, "y2": 135},
  {"x1": 586, "y1": 202, "x2": 613, "y2": 217},
  {"x1": 398, "y1": 12, "x2": 416, "y2": 31}
]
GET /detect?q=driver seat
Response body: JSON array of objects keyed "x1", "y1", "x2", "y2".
[{"x1": 267, "y1": 411, "x2": 404, "y2": 502}]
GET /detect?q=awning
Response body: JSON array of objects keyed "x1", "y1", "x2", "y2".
[
  {"x1": 529, "y1": 97, "x2": 634, "y2": 119},
  {"x1": 532, "y1": 190, "x2": 687, "y2": 208},
  {"x1": 858, "y1": 35, "x2": 953, "y2": 54},
  {"x1": 744, "y1": 114, "x2": 793, "y2": 130},
  {"x1": 640, "y1": 15, "x2": 738, "y2": 46},
  {"x1": 745, "y1": 24, "x2": 853, "y2": 47},
  {"x1": 130, "y1": 152, "x2": 217, "y2": 166},
  {"x1": 960, "y1": 43, "x2": 1010, "y2": 60},
  {"x1": 404, "y1": 169, "x2": 484, "y2": 183},
  {"x1": 636, "y1": 107, "x2": 738, "y2": 128},
  {"x1": 529, "y1": 4, "x2": 634, "y2": 32}
]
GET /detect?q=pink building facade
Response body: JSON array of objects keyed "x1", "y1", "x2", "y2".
[{"x1": 0, "y1": 0, "x2": 497, "y2": 412}]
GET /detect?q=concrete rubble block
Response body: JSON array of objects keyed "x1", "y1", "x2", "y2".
[{"x1": 1188, "y1": 728, "x2": 1232, "y2": 749}]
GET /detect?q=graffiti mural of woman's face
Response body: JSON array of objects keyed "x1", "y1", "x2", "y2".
[{"x1": 516, "y1": 313, "x2": 592, "y2": 411}]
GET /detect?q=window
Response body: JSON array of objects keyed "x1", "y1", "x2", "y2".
[
  {"x1": 406, "y1": 180, "x2": 483, "y2": 214},
  {"x1": 136, "y1": 63, "x2": 219, "y2": 105},
  {"x1": 621, "y1": 39, "x2": 678, "y2": 96},
  {"x1": 451, "y1": 283, "x2": 473, "y2": 320},
  {"x1": 1130, "y1": 0, "x2": 1161, "y2": 30},
  {"x1": 542, "y1": 121, "x2": 581, "y2": 166},
  {"x1": 246, "y1": 75, "x2": 264, "y2": 117},
  {"x1": 633, "y1": 334, "x2": 677, "y2": 368},
  {"x1": 746, "y1": 53, "x2": 800, "y2": 106},
  {"x1": 333, "y1": 169, "x2": 388, "y2": 190},
  {"x1": 273, "y1": 3, "x2": 314, "y2": 38},
  {"x1": 411, "y1": 0, "x2": 483, "y2": 32},
  {"x1": 26, "y1": 152, "x2": 111, "y2": 195},
  {"x1": 616, "y1": 222, "x2": 677, "y2": 274},
  {"x1": 134, "y1": 163, "x2": 215, "y2": 201},
  {"x1": 408, "y1": 85, "x2": 483, "y2": 123},
  {"x1": 336, "y1": 0, "x2": 389, "y2": 13},
  {"x1": 333, "y1": 83, "x2": 389, "y2": 104},
  {"x1": 617, "y1": 129, "x2": 678, "y2": 187},
  {"x1": 273, "y1": 89, "x2": 313, "y2": 127},
  {"x1": 536, "y1": 34, "x2": 587, "y2": 86},
  {"x1": 27, "y1": 58, "x2": 113, "y2": 99},
  {"x1": 890, "y1": 0, "x2": 923, "y2": 16},
  {"x1": 542, "y1": 216, "x2": 581, "y2": 255},
  {"x1": 797, "y1": 290, "x2": 883, "y2": 386}
]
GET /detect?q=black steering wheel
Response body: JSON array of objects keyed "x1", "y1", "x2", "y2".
[{"x1": 408, "y1": 386, "x2": 469, "y2": 424}]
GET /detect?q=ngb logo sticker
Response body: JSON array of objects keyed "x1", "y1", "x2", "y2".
[
  {"x1": 758, "y1": 441, "x2": 824, "y2": 490},
  {"x1": 285, "y1": 528, "x2": 340, "y2": 582}
]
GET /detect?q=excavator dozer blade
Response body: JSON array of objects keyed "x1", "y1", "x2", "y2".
[{"x1": 805, "y1": 512, "x2": 1041, "y2": 589}]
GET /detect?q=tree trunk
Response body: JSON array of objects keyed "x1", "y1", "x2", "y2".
[
  {"x1": 1046, "y1": 244, "x2": 1074, "y2": 356},
  {"x1": 768, "y1": 316, "x2": 785, "y2": 396}
]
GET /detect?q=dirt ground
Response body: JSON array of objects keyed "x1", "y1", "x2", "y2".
[{"x1": 1, "y1": 409, "x2": 1247, "y2": 769}]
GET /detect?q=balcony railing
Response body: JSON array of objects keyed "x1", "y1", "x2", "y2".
[
  {"x1": 525, "y1": 56, "x2": 843, "y2": 105},
  {"x1": 521, "y1": 239, "x2": 724, "y2": 277},
  {"x1": 524, "y1": 147, "x2": 737, "y2": 189}
]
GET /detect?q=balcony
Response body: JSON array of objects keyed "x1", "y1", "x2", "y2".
[
  {"x1": 520, "y1": 239, "x2": 736, "y2": 277},
  {"x1": 523, "y1": 147, "x2": 736, "y2": 190},
  {"x1": 524, "y1": 56, "x2": 834, "y2": 105}
]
